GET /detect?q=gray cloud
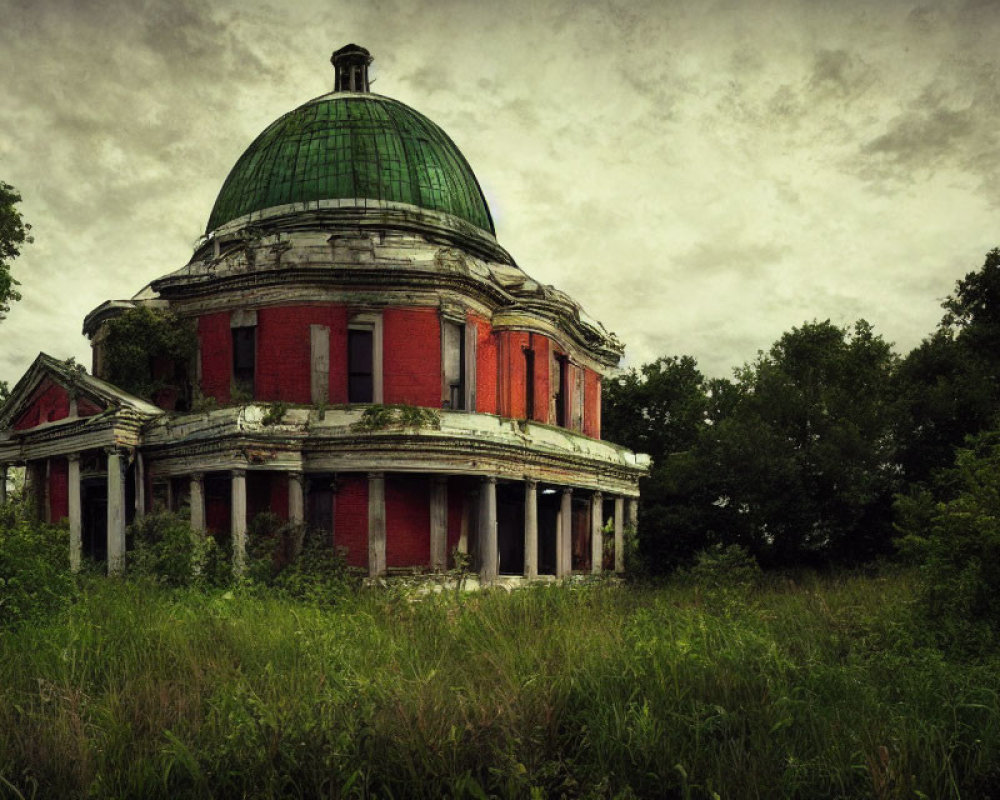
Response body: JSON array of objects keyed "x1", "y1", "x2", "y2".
[{"x1": 0, "y1": 0, "x2": 998, "y2": 387}]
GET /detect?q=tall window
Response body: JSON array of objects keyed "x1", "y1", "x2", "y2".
[
  {"x1": 442, "y1": 320, "x2": 465, "y2": 409},
  {"x1": 524, "y1": 347, "x2": 535, "y2": 419},
  {"x1": 554, "y1": 354, "x2": 568, "y2": 427},
  {"x1": 232, "y1": 326, "x2": 255, "y2": 398},
  {"x1": 572, "y1": 365, "x2": 585, "y2": 431},
  {"x1": 348, "y1": 327, "x2": 374, "y2": 403}
]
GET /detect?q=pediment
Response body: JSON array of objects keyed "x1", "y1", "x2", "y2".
[{"x1": 0, "y1": 353, "x2": 163, "y2": 432}]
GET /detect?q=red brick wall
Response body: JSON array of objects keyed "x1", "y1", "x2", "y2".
[
  {"x1": 270, "y1": 474, "x2": 289, "y2": 521},
  {"x1": 334, "y1": 475, "x2": 368, "y2": 568},
  {"x1": 199, "y1": 312, "x2": 232, "y2": 404},
  {"x1": 385, "y1": 474, "x2": 430, "y2": 568},
  {"x1": 78, "y1": 398, "x2": 102, "y2": 417},
  {"x1": 531, "y1": 335, "x2": 550, "y2": 424},
  {"x1": 48, "y1": 457, "x2": 68, "y2": 522},
  {"x1": 383, "y1": 308, "x2": 441, "y2": 407},
  {"x1": 471, "y1": 314, "x2": 498, "y2": 414},
  {"x1": 499, "y1": 331, "x2": 530, "y2": 419},
  {"x1": 255, "y1": 305, "x2": 349, "y2": 404},
  {"x1": 584, "y1": 368, "x2": 602, "y2": 439},
  {"x1": 14, "y1": 379, "x2": 71, "y2": 430}
]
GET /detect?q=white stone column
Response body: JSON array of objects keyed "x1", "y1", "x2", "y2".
[
  {"x1": 479, "y1": 476, "x2": 498, "y2": 583},
  {"x1": 614, "y1": 496, "x2": 625, "y2": 574},
  {"x1": 134, "y1": 452, "x2": 145, "y2": 519},
  {"x1": 106, "y1": 449, "x2": 126, "y2": 576},
  {"x1": 368, "y1": 471, "x2": 386, "y2": 577},
  {"x1": 0, "y1": 463, "x2": 7, "y2": 506},
  {"x1": 558, "y1": 487, "x2": 573, "y2": 578},
  {"x1": 189, "y1": 472, "x2": 205, "y2": 533},
  {"x1": 288, "y1": 472, "x2": 305, "y2": 525},
  {"x1": 231, "y1": 469, "x2": 247, "y2": 574},
  {"x1": 68, "y1": 455, "x2": 82, "y2": 572},
  {"x1": 626, "y1": 498, "x2": 639, "y2": 575},
  {"x1": 523, "y1": 480, "x2": 538, "y2": 580},
  {"x1": 430, "y1": 476, "x2": 448, "y2": 571},
  {"x1": 591, "y1": 491, "x2": 603, "y2": 575}
]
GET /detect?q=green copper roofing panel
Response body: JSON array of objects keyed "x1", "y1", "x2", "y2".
[{"x1": 207, "y1": 94, "x2": 494, "y2": 235}]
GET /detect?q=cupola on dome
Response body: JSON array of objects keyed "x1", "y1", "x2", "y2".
[{"x1": 206, "y1": 45, "x2": 495, "y2": 235}]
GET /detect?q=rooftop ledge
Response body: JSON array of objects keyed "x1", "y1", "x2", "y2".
[{"x1": 144, "y1": 404, "x2": 651, "y2": 473}]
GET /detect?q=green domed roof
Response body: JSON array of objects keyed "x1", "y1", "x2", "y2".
[{"x1": 206, "y1": 93, "x2": 495, "y2": 235}]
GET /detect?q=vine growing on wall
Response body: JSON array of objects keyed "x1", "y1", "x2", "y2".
[{"x1": 103, "y1": 306, "x2": 197, "y2": 407}]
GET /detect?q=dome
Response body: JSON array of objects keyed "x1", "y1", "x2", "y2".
[{"x1": 206, "y1": 92, "x2": 495, "y2": 236}]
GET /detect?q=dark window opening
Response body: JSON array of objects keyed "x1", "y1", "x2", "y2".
[
  {"x1": 232, "y1": 326, "x2": 255, "y2": 398},
  {"x1": 524, "y1": 347, "x2": 535, "y2": 420},
  {"x1": 349, "y1": 328, "x2": 374, "y2": 403},
  {"x1": 555, "y1": 355, "x2": 568, "y2": 427}
]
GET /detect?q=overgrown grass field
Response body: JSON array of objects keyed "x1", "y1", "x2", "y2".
[{"x1": 2, "y1": 571, "x2": 1000, "y2": 799}]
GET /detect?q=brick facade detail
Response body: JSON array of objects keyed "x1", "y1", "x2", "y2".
[
  {"x1": 334, "y1": 474, "x2": 368, "y2": 569},
  {"x1": 383, "y1": 308, "x2": 441, "y2": 407}
]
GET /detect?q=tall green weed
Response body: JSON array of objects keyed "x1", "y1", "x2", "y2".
[{"x1": 0, "y1": 504, "x2": 73, "y2": 628}]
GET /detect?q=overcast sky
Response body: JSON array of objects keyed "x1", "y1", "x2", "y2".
[{"x1": 1, "y1": 0, "x2": 997, "y2": 388}]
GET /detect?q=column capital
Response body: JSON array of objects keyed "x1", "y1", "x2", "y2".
[
  {"x1": 231, "y1": 468, "x2": 246, "y2": 478},
  {"x1": 524, "y1": 478, "x2": 539, "y2": 489},
  {"x1": 430, "y1": 474, "x2": 448, "y2": 486},
  {"x1": 483, "y1": 475, "x2": 497, "y2": 485},
  {"x1": 190, "y1": 471, "x2": 205, "y2": 482},
  {"x1": 367, "y1": 470, "x2": 385, "y2": 481},
  {"x1": 66, "y1": 453, "x2": 81, "y2": 464},
  {"x1": 289, "y1": 470, "x2": 305, "y2": 485},
  {"x1": 592, "y1": 490, "x2": 603, "y2": 501},
  {"x1": 561, "y1": 486, "x2": 573, "y2": 496}
]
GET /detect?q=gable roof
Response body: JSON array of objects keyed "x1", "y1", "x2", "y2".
[{"x1": 0, "y1": 353, "x2": 164, "y2": 431}]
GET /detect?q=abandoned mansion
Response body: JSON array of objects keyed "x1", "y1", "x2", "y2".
[{"x1": 0, "y1": 45, "x2": 649, "y2": 582}]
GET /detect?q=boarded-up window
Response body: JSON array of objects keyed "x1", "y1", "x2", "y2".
[
  {"x1": 310, "y1": 325, "x2": 330, "y2": 405},
  {"x1": 442, "y1": 321, "x2": 465, "y2": 409},
  {"x1": 348, "y1": 327, "x2": 374, "y2": 403}
]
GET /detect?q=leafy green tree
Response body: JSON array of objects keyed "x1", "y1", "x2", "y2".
[
  {"x1": 894, "y1": 248, "x2": 1000, "y2": 487},
  {"x1": 897, "y1": 429, "x2": 1000, "y2": 655},
  {"x1": 103, "y1": 306, "x2": 197, "y2": 406},
  {"x1": 603, "y1": 355, "x2": 707, "y2": 457},
  {"x1": 700, "y1": 320, "x2": 899, "y2": 565},
  {"x1": 0, "y1": 181, "x2": 32, "y2": 321}
]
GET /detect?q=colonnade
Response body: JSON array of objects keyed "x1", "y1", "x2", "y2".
[
  {"x1": 2, "y1": 456, "x2": 639, "y2": 582},
  {"x1": 184, "y1": 470, "x2": 638, "y2": 582}
]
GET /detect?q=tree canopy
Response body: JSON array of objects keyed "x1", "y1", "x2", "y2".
[
  {"x1": 605, "y1": 248, "x2": 1000, "y2": 575},
  {"x1": 0, "y1": 181, "x2": 32, "y2": 321}
]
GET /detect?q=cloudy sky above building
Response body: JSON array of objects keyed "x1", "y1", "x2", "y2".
[{"x1": 0, "y1": 0, "x2": 997, "y2": 388}]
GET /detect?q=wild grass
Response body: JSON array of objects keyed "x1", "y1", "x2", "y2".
[{"x1": 2, "y1": 570, "x2": 999, "y2": 798}]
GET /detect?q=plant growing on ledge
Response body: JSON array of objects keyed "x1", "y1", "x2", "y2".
[
  {"x1": 261, "y1": 401, "x2": 288, "y2": 426},
  {"x1": 353, "y1": 404, "x2": 441, "y2": 432},
  {"x1": 103, "y1": 306, "x2": 197, "y2": 408}
]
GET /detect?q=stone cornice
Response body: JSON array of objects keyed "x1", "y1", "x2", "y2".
[{"x1": 140, "y1": 405, "x2": 649, "y2": 494}]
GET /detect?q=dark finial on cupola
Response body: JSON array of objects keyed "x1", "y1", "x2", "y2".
[{"x1": 331, "y1": 44, "x2": 373, "y2": 92}]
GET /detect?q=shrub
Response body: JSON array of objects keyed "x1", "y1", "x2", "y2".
[
  {"x1": 897, "y1": 432, "x2": 1000, "y2": 655},
  {"x1": 0, "y1": 508, "x2": 73, "y2": 628},
  {"x1": 681, "y1": 543, "x2": 762, "y2": 611},
  {"x1": 128, "y1": 511, "x2": 231, "y2": 588},
  {"x1": 246, "y1": 512, "x2": 352, "y2": 603}
]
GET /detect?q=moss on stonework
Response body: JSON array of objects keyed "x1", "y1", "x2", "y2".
[{"x1": 352, "y1": 404, "x2": 441, "y2": 432}]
